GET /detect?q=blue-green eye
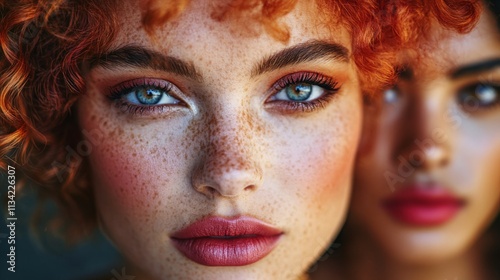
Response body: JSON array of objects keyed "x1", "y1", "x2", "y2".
[
  {"x1": 273, "y1": 83, "x2": 327, "y2": 103},
  {"x1": 285, "y1": 83, "x2": 313, "y2": 101},
  {"x1": 108, "y1": 78, "x2": 187, "y2": 116},
  {"x1": 458, "y1": 83, "x2": 499, "y2": 112},
  {"x1": 266, "y1": 72, "x2": 340, "y2": 113},
  {"x1": 125, "y1": 86, "x2": 180, "y2": 106}
]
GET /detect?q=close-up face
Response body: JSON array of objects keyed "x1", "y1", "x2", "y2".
[
  {"x1": 352, "y1": 8, "x2": 500, "y2": 264},
  {"x1": 77, "y1": 0, "x2": 361, "y2": 279}
]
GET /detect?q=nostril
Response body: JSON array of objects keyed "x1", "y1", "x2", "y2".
[
  {"x1": 206, "y1": 186, "x2": 217, "y2": 196},
  {"x1": 244, "y1": 185, "x2": 256, "y2": 192}
]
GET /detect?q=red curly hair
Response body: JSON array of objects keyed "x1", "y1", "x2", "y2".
[{"x1": 0, "y1": 0, "x2": 482, "y2": 241}]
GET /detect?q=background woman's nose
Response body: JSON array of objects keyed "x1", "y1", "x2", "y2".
[
  {"x1": 393, "y1": 93, "x2": 452, "y2": 171},
  {"x1": 190, "y1": 112, "x2": 263, "y2": 199}
]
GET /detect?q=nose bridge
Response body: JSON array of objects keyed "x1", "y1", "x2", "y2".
[
  {"x1": 191, "y1": 106, "x2": 263, "y2": 198},
  {"x1": 394, "y1": 86, "x2": 451, "y2": 171},
  {"x1": 415, "y1": 91, "x2": 443, "y2": 138},
  {"x1": 206, "y1": 110, "x2": 256, "y2": 172}
]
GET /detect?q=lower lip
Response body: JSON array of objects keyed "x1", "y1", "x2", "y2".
[
  {"x1": 383, "y1": 187, "x2": 464, "y2": 226},
  {"x1": 172, "y1": 235, "x2": 281, "y2": 266}
]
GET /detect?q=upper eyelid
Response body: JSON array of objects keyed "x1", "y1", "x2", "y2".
[
  {"x1": 108, "y1": 78, "x2": 179, "y2": 100},
  {"x1": 107, "y1": 72, "x2": 339, "y2": 103},
  {"x1": 270, "y1": 72, "x2": 338, "y2": 91}
]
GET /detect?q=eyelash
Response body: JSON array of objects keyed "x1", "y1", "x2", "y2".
[
  {"x1": 383, "y1": 81, "x2": 500, "y2": 114},
  {"x1": 108, "y1": 78, "x2": 183, "y2": 115},
  {"x1": 457, "y1": 82, "x2": 500, "y2": 114},
  {"x1": 107, "y1": 72, "x2": 340, "y2": 116},
  {"x1": 268, "y1": 72, "x2": 340, "y2": 113}
]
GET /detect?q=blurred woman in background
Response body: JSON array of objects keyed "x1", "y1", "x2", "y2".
[
  {"x1": 1, "y1": 0, "x2": 481, "y2": 279},
  {"x1": 312, "y1": 1, "x2": 500, "y2": 279}
]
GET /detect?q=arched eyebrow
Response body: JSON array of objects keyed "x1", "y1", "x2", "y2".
[
  {"x1": 88, "y1": 46, "x2": 203, "y2": 81},
  {"x1": 450, "y1": 58, "x2": 500, "y2": 79},
  {"x1": 88, "y1": 40, "x2": 349, "y2": 80},
  {"x1": 251, "y1": 40, "x2": 350, "y2": 77}
]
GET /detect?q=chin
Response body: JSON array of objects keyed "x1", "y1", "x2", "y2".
[{"x1": 380, "y1": 230, "x2": 474, "y2": 265}]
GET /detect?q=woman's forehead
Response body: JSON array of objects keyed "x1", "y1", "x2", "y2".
[
  {"x1": 114, "y1": 0, "x2": 347, "y2": 46},
  {"x1": 398, "y1": 10, "x2": 500, "y2": 77}
]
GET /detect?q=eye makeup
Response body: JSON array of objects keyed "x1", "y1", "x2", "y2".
[
  {"x1": 266, "y1": 72, "x2": 340, "y2": 114},
  {"x1": 107, "y1": 78, "x2": 187, "y2": 116},
  {"x1": 105, "y1": 71, "x2": 342, "y2": 117},
  {"x1": 457, "y1": 82, "x2": 500, "y2": 114}
]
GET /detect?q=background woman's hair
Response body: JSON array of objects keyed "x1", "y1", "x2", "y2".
[
  {"x1": 486, "y1": 0, "x2": 500, "y2": 29},
  {"x1": 0, "y1": 0, "x2": 482, "y2": 242}
]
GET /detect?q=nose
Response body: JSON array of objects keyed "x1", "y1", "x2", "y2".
[
  {"x1": 191, "y1": 111, "x2": 263, "y2": 199},
  {"x1": 393, "y1": 91, "x2": 452, "y2": 171}
]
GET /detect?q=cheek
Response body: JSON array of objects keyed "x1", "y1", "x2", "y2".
[
  {"x1": 284, "y1": 98, "x2": 362, "y2": 207},
  {"x1": 458, "y1": 131, "x2": 500, "y2": 214},
  {"x1": 80, "y1": 114, "x2": 193, "y2": 231},
  {"x1": 88, "y1": 129, "x2": 159, "y2": 226}
]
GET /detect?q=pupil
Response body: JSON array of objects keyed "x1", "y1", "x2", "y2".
[
  {"x1": 136, "y1": 87, "x2": 162, "y2": 104},
  {"x1": 286, "y1": 83, "x2": 312, "y2": 101}
]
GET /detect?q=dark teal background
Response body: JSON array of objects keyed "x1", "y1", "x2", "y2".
[{"x1": 0, "y1": 175, "x2": 123, "y2": 280}]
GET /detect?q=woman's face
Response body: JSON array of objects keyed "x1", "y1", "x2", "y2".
[
  {"x1": 77, "y1": 0, "x2": 361, "y2": 279},
  {"x1": 352, "y1": 10, "x2": 500, "y2": 263}
]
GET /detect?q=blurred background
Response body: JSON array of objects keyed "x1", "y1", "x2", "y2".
[{"x1": 0, "y1": 173, "x2": 124, "y2": 280}]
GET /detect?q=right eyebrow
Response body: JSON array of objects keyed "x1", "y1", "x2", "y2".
[
  {"x1": 251, "y1": 40, "x2": 350, "y2": 77},
  {"x1": 450, "y1": 58, "x2": 500, "y2": 79},
  {"x1": 88, "y1": 46, "x2": 202, "y2": 81}
]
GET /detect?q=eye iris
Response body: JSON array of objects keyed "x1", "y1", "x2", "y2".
[
  {"x1": 286, "y1": 83, "x2": 312, "y2": 101},
  {"x1": 476, "y1": 84, "x2": 497, "y2": 104},
  {"x1": 136, "y1": 87, "x2": 162, "y2": 105}
]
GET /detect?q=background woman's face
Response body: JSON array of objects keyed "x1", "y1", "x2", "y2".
[
  {"x1": 352, "y1": 10, "x2": 500, "y2": 263},
  {"x1": 78, "y1": 0, "x2": 361, "y2": 279}
]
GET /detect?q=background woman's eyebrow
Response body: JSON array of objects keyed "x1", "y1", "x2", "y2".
[
  {"x1": 450, "y1": 58, "x2": 500, "y2": 79},
  {"x1": 251, "y1": 40, "x2": 350, "y2": 77},
  {"x1": 88, "y1": 46, "x2": 202, "y2": 81}
]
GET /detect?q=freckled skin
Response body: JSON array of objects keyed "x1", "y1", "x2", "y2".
[
  {"x1": 78, "y1": 0, "x2": 361, "y2": 279},
  {"x1": 351, "y1": 9, "x2": 500, "y2": 265}
]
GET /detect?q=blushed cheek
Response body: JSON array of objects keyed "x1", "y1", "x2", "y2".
[
  {"x1": 466, "y1": 135, "x2": 500, "y2": 210},
  {"x1": 301, "y1": 118, "x2": 361, "y2": 208},
  {"x1": 89, "y1": 139, "x2": 156, "y2": 225},
  {"x1": 83, "y1": 122, "x2": 180, "y2": 229},
  {"x1": 318, "y1": 136, "x2": 357, "y2": 203}
]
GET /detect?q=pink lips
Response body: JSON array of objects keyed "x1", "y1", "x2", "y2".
[
  {"x1": 383, "y1": 185, "x2": 465, "y2": 226},
  {"x1": 171, "y1": 216, "x2": 283, "y2": 266}
]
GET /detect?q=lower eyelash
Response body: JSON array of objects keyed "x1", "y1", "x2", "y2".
[
  {"x1": 111, "y1": 100, "x2": 170, "y2": 115},
  {"x1": 270, "y1": 72, "x2": 341, "y2": 113},
  {"x1": 271, "y1": 90, "x2": 338, "y2": 113},
  {"x1": 107, "y1": 78, "x2": 180, "y2": 116}
]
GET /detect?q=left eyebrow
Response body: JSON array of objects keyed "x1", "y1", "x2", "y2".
[
  {"x1": 87, "y1": 46, "x2": 202, "y2": 81},
  {"x1": 251, "y1": 40, "x2": 350, "y2": 77},
  {"x1": 450, "y1": 58, "x2": 500, "y2": 79}
]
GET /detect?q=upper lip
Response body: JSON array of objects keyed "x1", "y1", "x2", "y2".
[
  {"x1": 381, "y1": 183, "x2": 466, "y2": 226},
  {"x1": 383, "y1": 183, "x2": 465, "y2": 205},
  {"x1": 171, "y1": 216, "x2": 283, "y2": 239}
]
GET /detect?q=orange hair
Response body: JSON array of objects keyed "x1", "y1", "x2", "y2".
[{"x1": 0, "y1": 0, "x2": 482, "y2": 241}]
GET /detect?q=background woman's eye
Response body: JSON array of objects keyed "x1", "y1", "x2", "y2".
[
  {"x1": 124, "y1": 85, "x2": 181, "y2": 106},
  {"x1": 458, "y1": 83, "x2": 499, "y2": 112},
  {"x1": 273, "y1": 83, "x2": 325, "y2": 102},
  {"x1": 383, "y1": 87, "x2": 399, "y2": 104}
]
